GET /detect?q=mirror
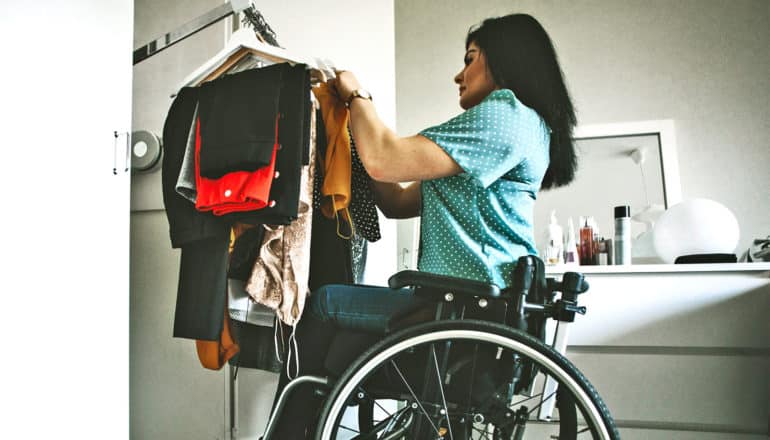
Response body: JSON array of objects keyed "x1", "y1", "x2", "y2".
[{"x1": 533, "y1": 120, "x2": 681, "y2": 264}]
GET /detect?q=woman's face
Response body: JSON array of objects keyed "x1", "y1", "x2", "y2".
[{"x1": 454, "y1": 41, "x2": 497, "y2": 109}]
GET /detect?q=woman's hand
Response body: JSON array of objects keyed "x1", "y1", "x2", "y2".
[{"x1": 331, "y1": 70, "x2": 362, "y2": 102}]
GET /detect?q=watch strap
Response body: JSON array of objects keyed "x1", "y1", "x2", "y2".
[{"x1": 345, "y1": 89, "x2": 372, "y2": 107}]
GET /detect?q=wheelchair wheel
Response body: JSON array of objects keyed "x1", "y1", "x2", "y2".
[{"x1": 315, "y1": 320, "x2": 619, "y2": 439}]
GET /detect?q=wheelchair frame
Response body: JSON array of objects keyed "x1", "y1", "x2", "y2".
[{"x1": 260, "y1": 255, "x2": 619, "y2": 439}]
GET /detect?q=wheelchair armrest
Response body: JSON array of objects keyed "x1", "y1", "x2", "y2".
[{"x1": 388, "y1": 270, "x2": 501, "y2": 299}]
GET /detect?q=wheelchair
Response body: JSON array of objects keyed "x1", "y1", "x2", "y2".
[{"x1": 263, "y1": 256, "x2": 620, "y2": 439}]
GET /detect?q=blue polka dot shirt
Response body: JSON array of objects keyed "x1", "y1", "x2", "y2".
[{"x1": 418, "y1": 89, "x2": 549, "y2": 287}]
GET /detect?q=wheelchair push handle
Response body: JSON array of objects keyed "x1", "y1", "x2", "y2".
[
  {"x1": 545, "y1": 271, "x2": 589, "y2": 322},
  {"x1": 506, "y1": 256, "x2": 539, "y2": 330},
  {"x1": 558, "y1": 271, "x2": 590, "y2": 302},
  {"x1": 512, "y1": 255, "x2": 536, "y2": 298}
]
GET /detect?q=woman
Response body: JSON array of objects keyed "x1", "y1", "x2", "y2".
[{"x1": 268, "y1": 13, "x2": 577, "y2": 438}]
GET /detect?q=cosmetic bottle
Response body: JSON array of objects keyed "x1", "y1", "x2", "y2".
[
  {"x1": 590, "y1": 217, "x2": 601, "y2": 265},
  {"x1": 597, "y1": 237, "x2": 610, "y2": 265},
  {"x1": 579, "y1": 217, "x2": 594, "y2": 265},
  {"x1": 544, "y1": 210, "x2": 564, "y2": 265},
  {"x1": 614, "y1": 205, "x2": 632, "y2": 265},
  {"x1": 564, "y1": 217, "x2": 579, "y2": 266}
]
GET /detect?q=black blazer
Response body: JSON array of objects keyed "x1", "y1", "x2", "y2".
[{"x1": 162, "y1": 86, "x2": 230, "y2": 340}]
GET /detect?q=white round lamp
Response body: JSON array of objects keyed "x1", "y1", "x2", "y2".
[{"x1": 652, "y1": 198, "x2": 740, "y2": 264}]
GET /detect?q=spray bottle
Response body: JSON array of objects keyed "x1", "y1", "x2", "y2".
[{"x1": 614, "y1": 205, "x2": 632, "y2": 265}]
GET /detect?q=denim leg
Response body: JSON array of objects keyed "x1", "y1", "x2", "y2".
[{"x1": 306, "y1": 284, "x2": 424, "y2": 333}]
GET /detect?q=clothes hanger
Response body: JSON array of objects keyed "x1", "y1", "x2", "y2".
[{"x1": 172, "y1": 26, "x2": 336, "y2": 96}]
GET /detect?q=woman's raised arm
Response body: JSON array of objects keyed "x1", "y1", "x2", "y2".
[{"x1": 332, "y1": 71, "x2": 462, "y2": 184}]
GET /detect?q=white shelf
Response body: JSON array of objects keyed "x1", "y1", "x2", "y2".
[{"x1": 545, "y1": 262, "x2": 770, "y2": 275}]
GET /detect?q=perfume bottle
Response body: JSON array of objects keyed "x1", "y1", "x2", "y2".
[{"x1": 579, "y1": 217, "x2": 595, "y2": 265}]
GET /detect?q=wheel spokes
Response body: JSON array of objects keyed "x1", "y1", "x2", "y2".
[
  {"x1": 430, "y1": 344, "x2": 455, "y2": 440},
  {"x1": 389, "y1": 358, "x2": 442, "y2": 437}
]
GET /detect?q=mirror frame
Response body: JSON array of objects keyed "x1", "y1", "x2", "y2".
[{"x1": 573, "y1": 119, "x2": 682, "y2": 208}]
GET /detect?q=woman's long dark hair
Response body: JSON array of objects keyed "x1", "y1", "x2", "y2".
[{"x1": 467, "y1": 14, "x2": 577, "y2": 189}]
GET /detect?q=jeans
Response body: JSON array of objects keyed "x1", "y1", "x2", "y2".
[
  {"x1": 307, "y1": 283, "x2": 427, "y2": 332},
  {"x1": 268, "y1": 283, "x2": 429, "y2": 439}
]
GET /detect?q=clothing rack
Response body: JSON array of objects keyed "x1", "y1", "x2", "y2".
[{"x1": 133, "y1": 0, "x2": 278, "y2": 65}]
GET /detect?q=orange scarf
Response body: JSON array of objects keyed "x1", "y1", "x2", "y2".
[
  {"x1": 311, "y1": 82, "x2": 353, "y2": 238},
  {"x1": 195, "y1": 308, "x2": 239, "y2": 370}
]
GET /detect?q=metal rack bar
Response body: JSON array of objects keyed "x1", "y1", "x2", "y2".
[{"x1": 133, "y1": 1, "x2": 253, "y2": 65}]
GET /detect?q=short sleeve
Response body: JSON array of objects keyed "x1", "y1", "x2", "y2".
[{"x1": 419, "y1": 89, "x2": 542, "y2": 188}]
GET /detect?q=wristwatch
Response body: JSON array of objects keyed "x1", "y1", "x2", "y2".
[{"x1": 345, "y1": 89, "x2": 373, "y2": 107}]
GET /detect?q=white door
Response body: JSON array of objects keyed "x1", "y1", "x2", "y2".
[{"x1": 0, "y1": 1, "x2": 132, "y2": 438}]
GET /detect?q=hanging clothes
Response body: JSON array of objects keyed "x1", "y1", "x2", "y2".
[
  {"x1": 228, "y1": 318, "x2": 287, "y2": 373},
  {"x1": 228, "y1": 223, "x2": 265, "y2": 281},
  {"x1": 227, "y1": 64, "x2": 312, "y2": 225},
  {"x1": 310, "y1": 108, "x2": 366, "y2": 284},
  {"x1": 162, "y1": 87, "x2": 230, "y2": 248},
  {"x1": 162, "y1": 86, "x2": 231, "y2": 341},
  {"x1": 164, "y1": 61, "x2": 372, "y2": 376},
  {"x1": 197, "y1": 64, "x2": 284, "y2": 178},
  {"x1": 195, "y1": 306, "x2": 240, "y2": 370},
  {"x1": 347, "y1": 126, "x2": 381, "y2": 242},
  {"x1": 244, "y1": 101, "x2": 317, "y2": 326},
  {"x1": 174, "y1": 105, "x2": 280, "y2": 215},
  {"x1": 195, "y1": 116, "x2": 281, "y2": 215},
  {"x1": 174, "y1": 103, "x2": 198, "y2": 203},
  {"x1": 177, "y1": 63, "x2": 310, "y2": 223},
  {"x1": 227, "y1": 107, "x2": 359, "y2": 372},
  {"x1": 191, "y1": 65, "x2": 288, "y2": 215},
  {"x1": 311, "y1": 82, "x2": 353, "y2": 238},
  {"x1": 163, "y1": 64, "x2": 311, "y2": 341},
  {"x1": 226, "y1": 228, "x2": 285, "y2": 374}
]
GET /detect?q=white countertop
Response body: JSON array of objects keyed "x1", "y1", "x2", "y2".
[{"x1": 545, "y1": 262, "x2": 770, "y2": 275}]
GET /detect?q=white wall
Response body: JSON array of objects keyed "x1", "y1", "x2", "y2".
[
  {"x1": 131, "y1": 3, "x2": 229, "y2": 439},
  {"x1": 394, "y1": 0, "x2": 770, "y2": 256},
  {"x1": 130, "y1": 1, "x2": 396, "y2": 438}
]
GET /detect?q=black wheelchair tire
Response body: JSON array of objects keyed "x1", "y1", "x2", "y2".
[{"x1": 315, "y1": 319, "x2": 619, "y2": 440}]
